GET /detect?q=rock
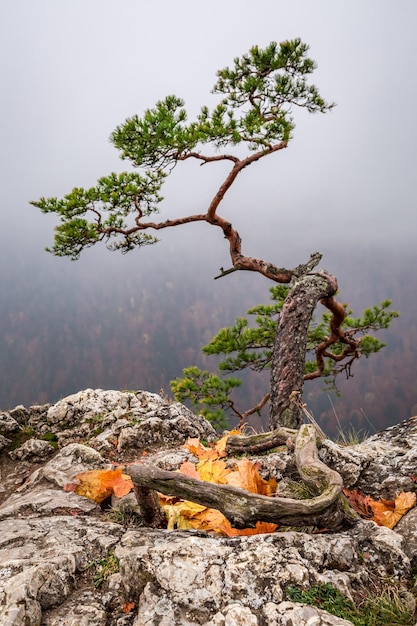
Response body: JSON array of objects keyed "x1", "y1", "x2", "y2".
[
  {"x1": 0, "y1": 443, "x2": 105, "y2": 520},
  {"x1": 0, "y1": 412, "x2": 20, "y2": 435},
  {"x1": 0, "y1": 516, "x2": 124, "y2": 625},
  {"x1": 115, "y1": 522, "x2": 410, "y2": 625},
  {"x1": 260, "y1": 601, "x2": 354, "y2": 625},
  {"x1": 320, "y1": 416, "x2": 417, "y2": 498},
  {"x1": 0, "y1": 435, "x2": 11, "y2": 453},
  {"x1": 0, "y1": 391, "x2": 416, "y2": 625},
  {"x1": 395, "y1": 506, "x2": 417, "y2": 570},
  {"x1": 9, "y1": 438, "x2": 55, "y2": 462},
  {"x1": 42, "y1": 388, "x2": 216, "y2": 451}
]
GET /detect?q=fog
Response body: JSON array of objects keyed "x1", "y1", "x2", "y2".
[{"x1": 1, "y1": 2, "x2": 417, "y2": 432}]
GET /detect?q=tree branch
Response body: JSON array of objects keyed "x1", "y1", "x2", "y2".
[{"x1": 304, "y1": 295, "x2": 361, "y2": 381}]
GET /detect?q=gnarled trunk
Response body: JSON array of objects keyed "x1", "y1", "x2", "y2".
[{"x1": 269, "y1": 272, "x2": 337, "y2": 429}]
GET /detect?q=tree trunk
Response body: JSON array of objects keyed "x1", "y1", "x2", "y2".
[{"x1": 269, "y1": 272, "x2": 337, "y2": 430}]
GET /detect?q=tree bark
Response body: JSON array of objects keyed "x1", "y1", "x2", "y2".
[
  {"x1": 269, "y1": 272, "x2": 338, "y2": 430},
  {"x1": 225, "y1": 426, "x2": 298, "y2": 454},
  {"x1": 125, "y1": 425, "x2": 357, "y2": 532}
]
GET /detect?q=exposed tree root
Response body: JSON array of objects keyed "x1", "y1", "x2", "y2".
[{"x1": 125, "y1": 425, "x2": 358, "y2": 532}]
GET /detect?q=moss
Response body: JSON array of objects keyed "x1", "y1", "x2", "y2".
[
  {"x1": 8, "y1": 426, "x2": 36, "y2": 451},
  {"x1": 41, "y1": 432, "x2": 59, "y2": 448}
]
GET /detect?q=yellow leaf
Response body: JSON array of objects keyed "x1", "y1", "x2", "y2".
[
  {"x1": 370, "y1": 491, "x2": 416, "y2": 529},
  {"x1": 162, "y1": 501, "x2": 204, "y2": 530},
  {"x1": 213, "y1": 430, "x2": 240, "y2": 457},
  {"x1": 169, "y1": 433, "x2": 280, "y2": 537},
  {"x1": 174, "y1": 499, "x2": 207, "y2": 518},
  {"x1": 197, "y1": 459, "x2": 231, "y2": 484}
]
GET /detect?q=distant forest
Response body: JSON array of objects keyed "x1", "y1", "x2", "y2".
[{"x1": 1, "y1": 236, "x2": 416, "y2": 438}]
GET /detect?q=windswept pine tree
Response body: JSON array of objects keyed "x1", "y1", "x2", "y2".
[{"x1": 33, "y1": 39, "x2": 397, "y2": 431}]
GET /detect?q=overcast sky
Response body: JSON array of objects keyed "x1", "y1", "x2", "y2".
[{"x1": 1, "y1": 0, "x2": 416, "y2": 265}]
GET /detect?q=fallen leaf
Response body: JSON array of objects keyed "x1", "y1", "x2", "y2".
[
  {"x1": 226, "y1": 457, "x2": 277, "y2": 496},
  {"x1": 159, "y1": 453, "x2": 278, "y2": 537},
  {"x1": 197, "y1": 459, "x2": 231, "y2": 484},
  {"x1": 122, "y1": 601, "x2": 135, "y2": 614},
  {"x1": 183, "y1": 438, "x2": 219, "y2": 461},
  {"x1": 183, "y1": 431, "x2": 240, "y2": 461},
  {"x1": 68, "y1": 468, "x2": 134, "y2": 503},
  {"x1": 369, "y1": 491, "x2": 416, "y2": 529},
  {"x1": 218, "y1": 519, "x2": 278, "y2": 537},
  {"x1": 343, "y1": 488, "x2": 373, "y2": 519},
  {"x1": 178, "y1": 461, "x2": 200, "y2": 479}
]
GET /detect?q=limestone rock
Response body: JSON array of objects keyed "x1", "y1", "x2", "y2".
[
  {"x1": 0, "y1": 443, "x2": 105, "y2": 520},
  {"x1": 395, "y1": 506, "x2": 417, "y2": 570},
  {"x1": 9, "y1": 438, "x2": 55, "y2": 462},
  {"x1": 0, "y1": 516, "x2": 124, "y2": 625},
  {"x1": 42, "y1": 388, "x2": 216, "y2": 451},
  {"x1": 320, "y1": 416, "x2": 417, "y2": 498},
  {"x1": 115, "y1": 522, "x2": 410, "y2": 625},
  {"x1": 0, "y1": 391, "x2": 416, "y2": 625}
]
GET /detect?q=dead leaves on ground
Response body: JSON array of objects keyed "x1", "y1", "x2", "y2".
[
  {"x1": 63, "y1": 433, "x2": 416, "y2": 535},
  {"x1": 160, "y1": 434, "x2": 278, "y2": 536},
  {"x1": 343, "y1": 487, "x2": 416, "y2": 529}
]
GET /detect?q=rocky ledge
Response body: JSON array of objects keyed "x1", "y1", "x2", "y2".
[{"x1": 0, "y1": 388, "x2": 416, "y2": 625}]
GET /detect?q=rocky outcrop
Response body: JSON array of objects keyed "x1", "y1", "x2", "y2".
[{"x1": 0, "y1": 389, "x2": 416, "y2": 625}]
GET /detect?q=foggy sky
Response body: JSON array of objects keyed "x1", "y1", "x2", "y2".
[
  {"x1": 2, "y1": 2, "x2": 417, "y2": 250},
  {"x1": 1, "y1": 1, "x2": 417, "y2": 412}
]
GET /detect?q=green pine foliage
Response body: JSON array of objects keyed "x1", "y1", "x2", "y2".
[
  {"x1": 32, "y1": 39, "x2": 334, "y2": 258},
  {"x1": 170, "y1": 366, "x2": 241, "y2": 431},
  {"x1": 170, "y1": 288, "x2": 398, "y2": 428}
]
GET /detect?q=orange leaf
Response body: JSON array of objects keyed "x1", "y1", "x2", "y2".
[
  {"x1": 70, "y1": 468, "x2": 133, "y2": 503},
  {"x1": 370, "y1": 491, "x2": 416, "y2": 529},
  {"x1": 218, "y1": 519, "x2": 279, "y2": 537},
  {"x1": 184, "y1": 432, "x2": 240, "y2": 461},
  {"x1": 162, "y1": 435, "x2": 280, "y2": 537},
  {"x1": 122, "y1": 601, "x2": 135, "y2": 614},
  {"x1": 226, "y1": 457, "x2": 277, "y2": 496},
  {"x1": 178, "y1": 461, "x2": 200, "y2": 479},
  {"x1": 184, "y1": 438, "x2": 219, "y2": 460}
]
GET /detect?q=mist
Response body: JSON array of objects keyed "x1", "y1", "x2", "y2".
[{"x1": 1, "y1": 1, "x2": 416, "y2": 435}]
